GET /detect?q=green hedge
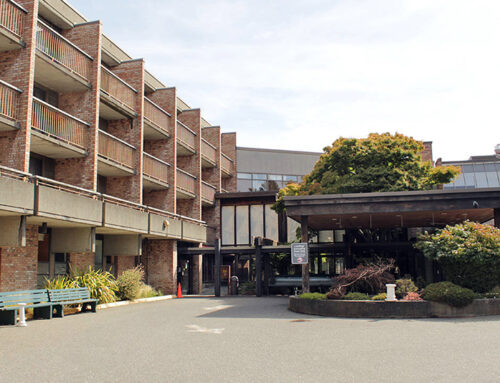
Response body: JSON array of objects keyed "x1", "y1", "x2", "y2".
[
  {"x1": 422, "y1": 282, "x2": 474, "y2": 308},
  {"x1": 343, "y1": 292, "x2": 370, "y2": 300},
  {"x1": 299, "y1": 292, "x2": 327, "y2": 300}
]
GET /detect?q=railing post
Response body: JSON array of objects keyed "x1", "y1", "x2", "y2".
[{"x1": 214, "y1": 238, "x2": 221, "y2": 297}]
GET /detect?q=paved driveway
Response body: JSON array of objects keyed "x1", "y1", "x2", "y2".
[{"x1": 1, "y1": 296, "x2": 500, "y2": 382}]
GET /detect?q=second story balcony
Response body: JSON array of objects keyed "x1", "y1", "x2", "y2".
[
  {"x1": 201, "y1": 138, "x2": 217, "y2": 168},
  {"x1": 35, "y1": 20, "x2": 93, "y2": 92},
  {"x1": 176, "y1": 168, "x2": 196, "y2": 199},
  {"x1": 221, "y1": 153, "x2": 234, "y2": 177},
  {"x1": 143, "y1": 97, "x2": 170, "y2": 140},
  {"x1": 0, "y1": 0, "x2": 26, "y2": 52},
  {"x1": 31, "y1": 97, "x2": 89, "y2": 159},
  {"x1": 201, "y1": 181, "x2": 216, "y2": 206},
  {"x1": 97, "y1": 130, "x2": 135, "y2": 177},
  {"x1": 100, "y1": 66, "x2": 137, "y2": 119},
  {"x1": 176, "y1": 121, "x2": 196, "y2": 156},
  {"x1": 143, "y1": 152, "x2": 170, "y2": 190},
  {"x1": 0, "y1": 79, "x2": 21, "y2": 131}
]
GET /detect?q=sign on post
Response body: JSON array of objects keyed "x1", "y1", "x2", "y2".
[{"x1": 291, "y1": 242, "x2": 309, "y2": 265}]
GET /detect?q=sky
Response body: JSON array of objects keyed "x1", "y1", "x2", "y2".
[{"x1": 72, "y1": 0, "x2": 500, "y2": 161}]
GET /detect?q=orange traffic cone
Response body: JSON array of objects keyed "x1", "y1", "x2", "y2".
[{"x1": 176, "y1": 282, "x2": 183, "y2": 298}]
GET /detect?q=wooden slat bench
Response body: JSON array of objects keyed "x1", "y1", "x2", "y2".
[
  {"x1": 0, "y1": 289, "x2": 53, "y2": 326},
  {"x1": 48, "y1": 288, "x2": 97, "y2": 318}
]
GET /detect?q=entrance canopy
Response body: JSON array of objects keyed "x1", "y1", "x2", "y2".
[{"x1": 284, "y1": 188, "x2": 500, "y2": 230}]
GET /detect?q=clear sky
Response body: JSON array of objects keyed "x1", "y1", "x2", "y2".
[{"x1": 72, "y1": 0, "x2": 500, "y2": 161}]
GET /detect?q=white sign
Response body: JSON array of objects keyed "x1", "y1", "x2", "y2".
[{"x1": 291, "y1": 243, "x2": 309, "y2": 265}]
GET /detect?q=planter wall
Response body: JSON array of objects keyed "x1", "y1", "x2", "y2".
[{"x1": 289, "y1": 296, "x2": 500, "y2": 318}]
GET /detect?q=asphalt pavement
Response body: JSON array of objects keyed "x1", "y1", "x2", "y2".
[{"x1": 1, "y1": 296, "x2": 499, "y2": 382}]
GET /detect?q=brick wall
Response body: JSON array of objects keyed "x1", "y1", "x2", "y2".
[
  {"x1": 0, "y1": 225, "x2": 38, "y2": 292},
  {"x1": 0, "y1": 0, "x2": 38, "y2": 171},
  {"x1": 143, "y1": 239, "x2": 177, "y2": 294},
  {"x1": 221, "y1": 132, "x2": 237, "y2": 191},
  {"x1": 114, "y1": 256, "x2": 137, "y2": 277},
  {"x1": 421, "y1": 141, "x2": 433, "y2": 163},
  {"x1": 68, "y1": 252, "x2": 95, "y2": 272}
]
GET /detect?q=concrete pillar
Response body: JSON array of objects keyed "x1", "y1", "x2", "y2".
[
  {"x1": 192, "y1": 254, "x2": 203, "y2": 294},
  {"x1": 301, "y1": 215, "x2": 310, "y2": 293}
]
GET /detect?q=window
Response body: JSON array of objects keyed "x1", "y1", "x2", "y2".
[
  {"x1": 265, "y1": 204, "x2": 278, "y2": 242},
  {"x1": 236, "y1": 206, "x2": 249, "y2": 245},
  {"x1": 250, "y1": 205, "x2": 264, "y2": 239},
  {"x1": 34, "y1": 84, "x2": 58, "y2": 107},
  {"x1": 237, "y1": 173, "x2": 252, "y2": 179},
  {"x1": 221, "y1": 206, "x2": 235, "y2": 245}
]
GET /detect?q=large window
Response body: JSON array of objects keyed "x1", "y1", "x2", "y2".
[
  {"x1": 250, "y1": 205, "x2": 264, "y2": 239},
  {"x1": 236, "y1": 206, "x2": 249, "y2": 245},
  {"x1": 237, "y1": 172, "x2": 304, "y2": 192},
  {"x1": 221, "y1": 206, "x2": 235, "y2": 245},
  {"x1": 444, "y1": 162, "x2": 500, "y2": 189}
]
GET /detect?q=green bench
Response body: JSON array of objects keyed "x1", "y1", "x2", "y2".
[
  {"x1": 48, "y1": 288, "x2": 97, "y2": 318},
  {"x1": 0, "y1": 289, "x2": 53, "y2": 325}
]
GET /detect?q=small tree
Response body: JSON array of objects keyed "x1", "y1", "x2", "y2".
[{"x1": 415, "y1": 221, "x2": 500, "y2": 293}]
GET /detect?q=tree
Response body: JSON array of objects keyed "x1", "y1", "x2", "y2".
[
  {"x1": 273, "y1": 133, "x2": 459, "y2": 212},
  {"x1": 415, "y1": 221, "x2": 500, "y2": 293}
]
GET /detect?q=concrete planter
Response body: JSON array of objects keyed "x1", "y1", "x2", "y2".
[{"x1": 289, "y1": 296, "x2": 500, "y2": 318}]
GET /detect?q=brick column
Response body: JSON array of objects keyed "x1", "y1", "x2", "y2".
[
  {"x1": 68, "y1": 252, "x2": 95, "y2": 272},
  {"x1": 0, "y1": 0, "x2": 38, "y2": 171},
  {"x1": 221, "y1": 132, "x2": 237, "y2": 192},
  {"x1": 0, "y1": 225, "x2": 38, "y2": 292},
  {"x1": 192, "y1": 253, "x2": 203, "y2": 294},
  {"x1": 201, "y1": 126, "x2": 221, "y2": 240},
  {"x1": 56, "y1": 21, "x2": 102, "y2": 190},
  {"x1": 143, "y1": 87, "x2": 177, "y2": 213},
  {"x1": 177, "y1": 109, "x2": 202, "y2": 220},
  {"x1": 143, "y1": 239, "x2": 177, "y2": 295},
  {"x1": 105, "y1": 59, "x2": 145, "y2": 203}
]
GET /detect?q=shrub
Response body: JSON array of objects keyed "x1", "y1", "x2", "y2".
[
  {"x1": 482, "y1": 286, "x2": 500, "y2": 299},
  {"x1": 372, "y1": 293, "x2": 387, "y2": 301},
  {"x1": 416, "y1": 221, "x2": 500, "y2": 293},
  {"x1": 239, "y1": 281, "x2": 256, "y2": 295},
  {"x1": 328, "y1": 259, "x2": 395, "y2": 298},
  {"x1": 403, "y1": 292, "x2": 423, "y2": 301},
  {"x1": 116, "y1": 266, "x2": 145, "y2": 301},
  {"x1": 137, "y1": 283, "x2": 161, "y2": 299},
  {"x1": 395, "y1": 278, "x2": 418, "y2": 298},
  {"x1": 71, "y1": 266, "x2": 118, "y2": 304},
  {"x1": 422, "y1": 282, "x2": 474, "y2": 307},
  {"x1": 44, "y1": 275, "x2": 77, "y2": 290},
  {"x1": 343, "y1": 292, "x2": 370, "y2": 300},
  {"x1": 299, "y1": 292, "x2": 326, "y2": 300}
]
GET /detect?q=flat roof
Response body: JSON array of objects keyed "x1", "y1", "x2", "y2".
[{"x1": 237, "y1": 146, "x2": 322, "y2": 156}]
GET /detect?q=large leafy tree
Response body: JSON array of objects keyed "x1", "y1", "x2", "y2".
[{"x1": 273, "y1": 133, "x2": 459, "y2": 212}]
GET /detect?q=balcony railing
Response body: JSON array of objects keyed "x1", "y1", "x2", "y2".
[
  {"x1": 0, "y1": 0, "x2": 25, "y2": 38},
  {"x1": 201, "y1": 138, "x2": 217, "y2": 163},
  {"x1": 143, "y1": 152, "x2": 169, "y2": 184},
  {"x1": 100, "y1": 66, "x2": 136, "y2": 111},
  {"x1": 221, "y1": 153, "x2": 233, "y2": 174},
  {"x1": 177, "y1": 121, "x2": 196, "y2": 150},
  {"x1": 36, "y1": 20, "x2": 93, "y2": 81},
  {"x1": 0, "y1": 79, "x2": 21, "y2": 121},
  {"x1": 201, "y1": 181, "x2": 217, "y2": 203},
  {"x1": 176, "y1": 169, "x2": 196, "y2": 195},
  {"x1": 98, "y1": 130, "x2": 135, "y2": 169},
  {"x1": 144, "y1": 97, "x2": 170, "y2": 135},
  {"x1": 32, "y1": 98, "x2": 89, "y2": 150}
]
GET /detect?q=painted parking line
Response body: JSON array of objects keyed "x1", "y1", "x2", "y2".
[{"x1": 185, "y1": 324, "x2": 225, "y2": 334}]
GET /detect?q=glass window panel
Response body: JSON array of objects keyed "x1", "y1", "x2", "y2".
[
  {"x1": 463, "y1": 173, "x2": 475, "y2": 187},
  {"x1": 267, "y1": 180, "x2": 281, "y2": 190},
  {"x1": 473, "y1": 163, "x2": 485, "y2": 173},
  {"x1": 264, "y1": 204, "x2": 278, "y2": 242},
  {"x1": 334, "y1": 230, "x2": 345, "y2": 243},
  {"x1": 236, "y1": 206, "x2": 249, "y2": 245},
  {"x1": 496, "y1": 164, "x2": 500, "y2": 172},
  {"x1": 221, "y1": 206, "x2": 235, "y2": 245},
  {"x1": 253, "y1": 174, "x2": 267, "y2": 180},
  {"x1": 250, "y1": 205, "x2": 264, "y2": 239},
  {"x1": 252, "y1": 180, "x2": 267, "y2": 191},
  {"x1": 318, "y1": 230, "x2": 334, "y2": 243},
  {"x1": 335, "y1": 258, "x2": 345, "y2": 274},
  {"x1": 237, "y1": 179, "x2": 252, "y2": 192},
  {"x1": 486, "y1": 172, "x2": 500, "y2": 187},
  {"x1": 484, "y1": 164, "x2": 497, "y2": 172},
  {"x1": 461, "y1": 164, "x2": 474, "y2": 173},
  {"x1": 268, "y1": 174, "x2": 282, "y2": 181},
  {"x1": 452, "y1": 174, "x2": 465, "y2": 187},
  {"x1": 237, "y1": 173, "x2": 252, "y2": 179},
  {"x1": 287, "y1": 217, "x2": 300, "y2": 243},
  {"x1": 283, "y1": 175, "x2": 298, "y2": 181},
  {"x1": 475, "y1": 172, "x2": 488, "y2": 188}
]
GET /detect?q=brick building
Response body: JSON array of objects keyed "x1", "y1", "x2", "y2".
[{"x1": 0, "y1": 0, "x2": 236, "y2": 294}]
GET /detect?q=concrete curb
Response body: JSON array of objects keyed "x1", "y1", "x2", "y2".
[{"x1": 97, "y1": 295, "x2": 174, "y2": 310}]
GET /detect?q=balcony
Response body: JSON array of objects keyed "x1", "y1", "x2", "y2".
[
  {"x1": 221, "y1": 153, "x2": 234, "y2": 177},
  {"x1": 98, "y1": 130, "x2": 135, "y2": 176},
  {"x1": 0, "y1": 79, "x2": 21, "y2": 131},
  {"x1": 176, "y1": 121, "x2": 196, "y2": 156},
  {"x1": 0, "y1": 0, "x2": 25, "y2": 52},
  {"x1": 201, "y1": 138, "x2": 217, "y2": 168},
  {"x1": 143, "y1": 152, "x2": 170, "y2": 190},
  {"x1": 143, "y1": 97, "x2": 170, "y2": 140},
  {"x1": 100, "y1": 66, "x2": 137, "y2": 119},
  {"x1": 35, "y1": 20, "x2": 92, "y2": 92},
  {"x1": 31, "y1": 98, "x2": 89, "y2": 158},
  {"x1": 201, "y1": 181, "x2": 216, "y2": 206},
  {"x1": 176, "y1": 168, "x2": 196, "y2": 199}
]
